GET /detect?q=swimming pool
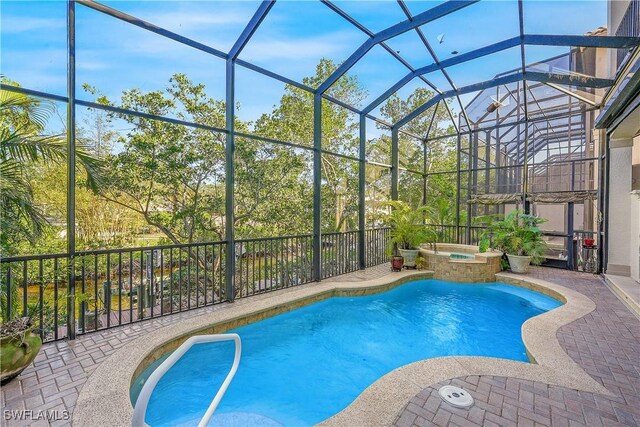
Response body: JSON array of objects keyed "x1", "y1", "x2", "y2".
[{"x1": 131, "y1": 279, "x2": 561, "y2": 426}]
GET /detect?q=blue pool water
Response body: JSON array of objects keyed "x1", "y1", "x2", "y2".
[{"x1": 131, "y1": 279, "x2": 561, "y2": 426}]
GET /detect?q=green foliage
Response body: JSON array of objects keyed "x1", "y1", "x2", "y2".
[
  {"x1": 382, "y1": 200, "x2": 437, "y2": 252},
  {"x1": 2, "y1": 58, "x2": 462, "y2": 256},
  {"x1": 477, "y1": 210, "x2": 548, "y2": 264},
  {"x1": 0, "y1": 82, "x2": 105, "y2": 256},
  {"x1": 375, "y1": 89, "x2": 458, "y2": 224},
  {"x1": 414, "y1": 255, "x2": 428, "y2": 270},
  {"x1": 93, "y1": 74, "x2": 232, "y2": 244},
  {"x1": 255, "y1": 59, "x2": 364, "y2": 150},
  {"x1": 253, "y1": 59, "x2": 367, "y2": 233}
]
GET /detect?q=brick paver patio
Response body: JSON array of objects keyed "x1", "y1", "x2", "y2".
[
  {"x1": 394, "y1": 268, "x2": 640, "y2": 427},
  {"x1": 1, "y1": 266, "x2": 638, "y2": 426}
]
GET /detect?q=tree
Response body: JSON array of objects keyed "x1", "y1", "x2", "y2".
[
  {"x1": 234, "y1": 142, "x2": 314, "y2": 237},
  {"x1": 92, "y1": 74, "x2": 229, "y2": 245},
  {"x1": 375, "y1": 88, "x2": 459, "y2": 216},
  {"x1": 79, "y1": 84, "x2": 117, "y2": 156},
  {"x1": 379, "y1": 87, "x2": 456, "y2": 173},
  {"x1": 254, "y1": 59, "x2": 367, "y2": 232}
]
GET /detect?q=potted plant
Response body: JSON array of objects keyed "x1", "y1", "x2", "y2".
[
  {"x1": 390, "y1": 254, "x2": 404, "y2": 271},
  {"x1": 383, "y1": 201, "x2": 437, "y2": 269},
  {"x1": 1, "y1": 317, "x2": 42, "y2": 384},
  {"x1": 478, "y1": 210, "x2": 548, "y2": 274}
]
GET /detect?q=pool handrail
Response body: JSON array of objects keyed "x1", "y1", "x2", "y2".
[{"x1": 131, "y1": 333, "x2": 242, "y2": 427}]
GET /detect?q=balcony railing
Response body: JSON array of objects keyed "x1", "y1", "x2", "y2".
[
  {"x1": 616, "y1": 0, "x2": 640, "y2": 68},
  {"x1": 2, "y1": 224, "x2": 599, "y2": 343},
  {"x1": 1, "y1": 228, "x2": 391, "y2": 343},
  {"x1": 235, "y1": 234, "x2": 314, "y2": 298},
  {"x1": 0, "y1": 241, "x2": 227, "y2": 342}
]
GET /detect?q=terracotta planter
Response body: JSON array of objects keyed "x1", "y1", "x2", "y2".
[
  {"x1": 507, "y1": 254, "x2": 531, "y2": 274},
  {"x1": 1, "y1": 327, "x2": 42, "y2": 384},
  {"x1": 391, "y1": 255, "x2": 404, "y2": 271},
  {"x1": 399, "y1": 249, "x2": 420, "y2": 269}
]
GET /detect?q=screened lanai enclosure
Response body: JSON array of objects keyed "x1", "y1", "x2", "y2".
[{"x1": 1, "y1": 0, "x2": 639, "y2": 342}]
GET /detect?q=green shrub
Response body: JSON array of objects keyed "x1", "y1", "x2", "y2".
[
  {"x1": 382, "y1": 201, "x2": 437, "y2": 254},
  {"x1": 477, "y1": 210, "x2": 548, "y2": 264}
]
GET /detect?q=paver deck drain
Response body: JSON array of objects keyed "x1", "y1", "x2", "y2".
[{"x1": 438, "y1": 385, "x2": 474, "y2": 409}]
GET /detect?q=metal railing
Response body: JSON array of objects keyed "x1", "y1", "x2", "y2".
[
  {"x1": 1, "y1": 229, "x2": 392, "y2": 343},
  {"x1": 1, "y1": 252, "x2": 70, "y2": 341},
  {"x1": 429, "y1": 224, "x2": 458, "y2": 243},
  {"x1": 1, "y1": 241, "x2": 227, "y2": 342},
  {"x1": 321, "y1": 230, "x2": 360, "y2": 279},
  {"x1": 457, "y1": 225, "x2": 487, "y2": 245},
  {"x1": 364, "y1": 228, "x2": 391, "y2": 267},
  {"x1": 2, "y1": 223, "x2": 599, "y2": 344},
  {"x1": 235, "y1": 234, "x2": 314, "y2": 298},
  {"x1": 131, "y1": 333, "x2": 241, "y2": 427}
]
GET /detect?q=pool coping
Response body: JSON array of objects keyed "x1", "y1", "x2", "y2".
[{"x1": 72, "y1": 271, "x2": 605, "y2": 427}]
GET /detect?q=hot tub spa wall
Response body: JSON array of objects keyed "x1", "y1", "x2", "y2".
[{"x1": 419, "y1": 244, "x2": 503, "y2": 282}]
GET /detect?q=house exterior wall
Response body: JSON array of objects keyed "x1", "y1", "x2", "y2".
[
  {"x1": 607, "y1": 138, "x2": 634, "y2": 276},
  {"x1": 631, "y1": 137, "x2": 640, "y2": 281},
  {"x1": 630, "y1": 190, "x2": 639, "y2": 281}
]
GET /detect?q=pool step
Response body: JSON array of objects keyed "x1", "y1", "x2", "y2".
[{"x1": 132, "y1": 334, "x2": 242, "y2": 427}]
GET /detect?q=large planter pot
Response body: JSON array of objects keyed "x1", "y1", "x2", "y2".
[
  {"x1": 399, "y1": 249, "x2": 420, "y2": 269},
  {"x1": 1, "y1": 326, "x2": 42, "y2": 384},
  {"x1": 507, "y1": 254, "x2": 531, "y2": 274}
]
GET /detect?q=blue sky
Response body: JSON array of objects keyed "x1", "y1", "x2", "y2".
[{"x1": 1, "y1": 0, "x2": 609, "y2": 128}]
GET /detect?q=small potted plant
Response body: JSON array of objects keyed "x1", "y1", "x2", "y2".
[
  {"x1": 478, "y1": 209, "x2": 548, "y2": 274},
  {"x1": 383, "y1": 201, "x2": 437, "y2": 269}
]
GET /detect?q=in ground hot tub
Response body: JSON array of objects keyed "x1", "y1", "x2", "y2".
[
  {"x1": 419, "y1": 243, "x2": 503, "y2": 282},
  {"x1": 449, "y1": 252, "x2": 475, "y2": 260}
]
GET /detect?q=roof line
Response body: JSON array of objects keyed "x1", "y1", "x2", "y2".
[{"x1": 394, "y1": 72, "x2": 612, "y2": 128}]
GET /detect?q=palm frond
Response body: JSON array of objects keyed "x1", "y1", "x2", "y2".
[
  {"x1": 0, "y1": 87, "x2": 106, "y2": 249},
  {"x1": 1, "y1": 132, "x2": 68, "y2": 163},
  {"x1": 0, "y1": 89, "x2": 54, "y2": 133},
  {"x1": 0, "y1": 159, "x2": 47, "y2": 241}
]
